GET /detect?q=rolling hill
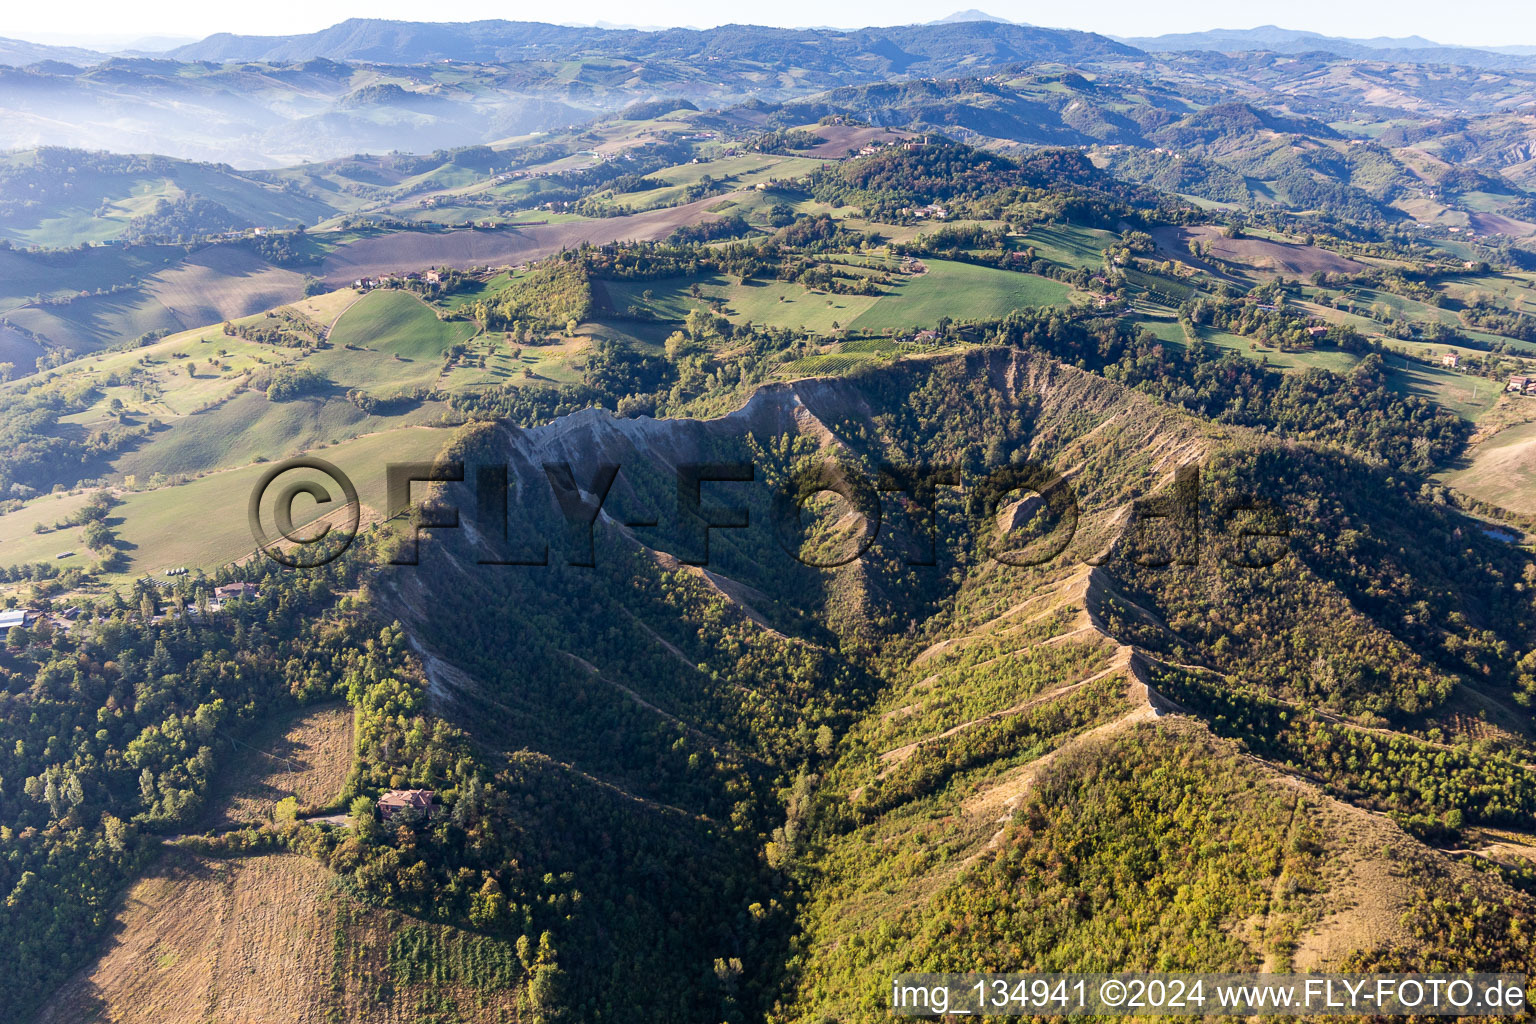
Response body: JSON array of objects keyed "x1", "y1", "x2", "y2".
[{"x1": 9, "y1": 26, "x2": 1536, "y2": 1024}]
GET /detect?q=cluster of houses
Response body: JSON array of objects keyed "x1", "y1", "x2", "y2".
[
  {"x1": 353, "y1": 270, "x2": 429, "y2": 291},
  {"x1": 351, "y1": 267, "x2": 483, "y2": 292},
  {"x1": 1508, "y1": 374, "x2": 1536, "y2": 394},
  {"x1": 853, "y1": 133, "x2": 925, "y2": 157},
  {"x1": 2, "y1": 582, "x2": 262, "y2": 649},
  {"x1": 2, "y1": 580, "x2": 264, "y2": 644},
  {"x1": 2, "y1": 607, "x2": 82, "y2": 649},
  {"x1": 0, "y1": 608, "x2": 40, "y2": 632}
]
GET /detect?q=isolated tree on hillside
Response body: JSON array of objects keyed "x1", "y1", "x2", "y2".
[{"x1": 82, "y1": 521, "x2": 114, "y2": 552}]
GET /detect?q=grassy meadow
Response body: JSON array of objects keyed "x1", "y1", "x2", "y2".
[{"x1": 0, "y1": 425, "x2": 457, "y2": 583}]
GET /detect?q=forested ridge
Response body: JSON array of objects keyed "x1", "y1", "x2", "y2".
[
  {"x1": 5, "y1": 339, "x2": 1536, "y2": 1022},
  {"x1": 11, "y1": 15, "x2": 1536, "y2": 1023}
]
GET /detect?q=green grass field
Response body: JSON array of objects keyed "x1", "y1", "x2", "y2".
[
  {"x1": 1015, "y1": 224, "x2": 1119, "y2": 270},
  {"x1": 8, "y1": 318, "x2": 302, "y2": 434},
  {"x1": 313, "y1": 289, "x2": 479, "y2": 394},
  {"x1": 1343, "y1": 287, "x2": 1461, "y2": 328},
  {"x1": 326, "y1": 289, "x2": 478, "y2": 359},
  {"x1": 0, "y1": 426, "x2": 458, "y2": 581},
  {"x1": 1382, "y1": 358, "x2": 1502, "y2": 420},
  {"x1": 111, "y1": 425, "x2": 457, "y2": 578},
  {"x1": 847, "y1": 261, "x2": 1070, "y2": 332},
  {"x1": 0, "y1": 492, "x2": 99, "y2": 573},
  {"x1": 111, "y1": 391, "x2": 449, "y2": 482},
  {"x1": 439, "y1": 329, "x2": 592, "y2": 392},
  {"x1": 1439, "y1": 416, "x2": 1536, "y2": 515},
  {"x1": 601, "y1": 258, "x2": 1069, "y2": 335},
  {"x1": 1130, "y1": 316, "x2": 1189, "y2": 346},
  {"x1": 439, "y1": 272, "x2": 514, "y2": 312}
]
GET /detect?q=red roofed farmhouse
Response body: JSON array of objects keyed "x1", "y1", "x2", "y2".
[{"x1": 377, "y1": 789, "x2": 435, "y2": 819}]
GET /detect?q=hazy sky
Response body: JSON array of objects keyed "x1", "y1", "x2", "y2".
[{"x1": 7, "y1": 0, "x2": 1536, "y2": 49}]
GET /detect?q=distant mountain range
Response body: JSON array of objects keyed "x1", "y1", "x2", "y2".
[
  {"x1": 157, "y1": 18, "x2": 1137, "y2": 66},
  {"x1": 1121, "y1": 26, "x2": 1441, "y2": 52},
  {"x1": 6, "y1": 18, "x2": 1536, "y2": 73},
  {"x1": 0, "y1": 20, "x2": 1137, "y2": 166},
  {"x1": 6, "y1": 16, "x2": 1536, "y2": 174},
  {"x1": 0, "y1": 36, "x2": 109, "y2": 67},
  {"x1": 1122, "y1": 24, "x2": 1535, "y2": 70},
  {"x1": 0, "y1": 18, "x2": 1128, "y2": 70}
]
